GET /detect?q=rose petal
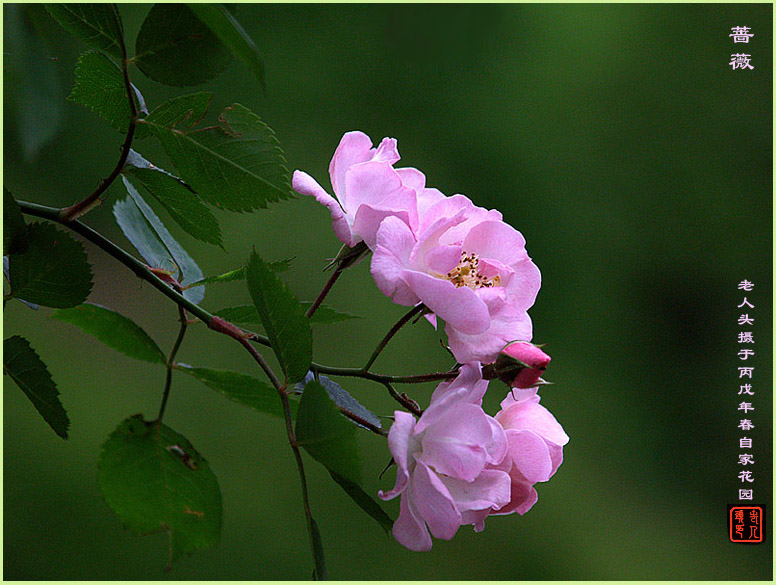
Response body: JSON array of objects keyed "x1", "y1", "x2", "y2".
[
  {"x1": 329, "y1": 131, "x2": 381, "y2": 196},
  {"x1": 293, "y1": 170, "x2": 353, "y2": 246},
  {"x1": 442, "y1": 468, "x2": 512, "y2": 514},
  {"x1": 505, "y1": 429, "x2": 553, "y2": 483},
  {"x1": 344, "y1": 161, "x2": 418, "y2": 241},
  {"x1": 496, "y1": 400, "x2": 570, "y2": 447},
  {"x1": 371, "y1": 217, "x2": 420, "y2": 306},
  {"x1": 463, "y1": 220, "x2": 529, "y2": 267},
  {"x1": 412, "y1": 462, "x2": 461, "y2": 541},
  {"x1": 403, "y1": 271, "x2": 490, "y2": 335},
  {"x1": 447, "y1": 306, "x2": 533, "y2": 364},
  {"x1": 416, "y1": 403, "x2": 494, "y2": 481},
  {"x1": 495, "y1": 479, "x2": 538, "y2": 516},
  {"x1": 392, "y1": 483, "x2": 433, "y2": 551},
  {"x1": 379, "y1": 411, "x2": 417, "y2": 500}
]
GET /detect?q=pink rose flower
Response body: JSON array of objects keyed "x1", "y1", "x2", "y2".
[
  {"x1": 490, "y1": 388, "x2": 569, "y2": 516},
  {"x1": 378, "y1": 364, "x2": 511, "y2": 551},
  {"x1": 371, "y1": 194, "x2": 541, "y2": 364},
  {"x1": 292, "y1": 131, "x2": 420, "y2": 249}
]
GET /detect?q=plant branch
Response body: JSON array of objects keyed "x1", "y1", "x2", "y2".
[
  {"x1": 231, "y1": 332, "x2": 320, "y2": 575},
  {"x1": 305, "y1": 266, "x2": 343, "y2": 319},
  {"x1": 18, "y1": 201, "x2": 458, "y2": 396},
  {"x1": 59, "y1": 58, "x2": 138, "y2": 222},
  {"x1": 309, "y1": 362, "x2": 457, "y2": 385},
  {"x1": 157, "y1": 289, "x2": 188, "y2": 422},
  {"x1": 380, "y1": 381, "x2": 422, "y2": 417},
  {"x1": 362, "y1": 304, "x2": 426, "y2": 372},
  {"x1": 18, "y1": 201, "x2": 221, "y2": 328}
]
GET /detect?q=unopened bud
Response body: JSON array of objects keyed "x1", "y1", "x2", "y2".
[{"x1": 484, "y1": 341, "x2": 551, "y2": 388}]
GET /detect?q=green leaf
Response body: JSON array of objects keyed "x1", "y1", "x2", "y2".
[
  {"x1": 125, "y1": 150, "x2": 223, "y2": 247},
  {"x1": 68, "y1": 50, "x2": 130, "y2": 132},
  {"x1": 295, "y1": 380, "x2": 361, "y2": 485},
  {"x1": 134, "y1": 4, "x2": 232, "y2": 87},
  {"x1": 306, "y1": 304, "x2": 361, "y2": 324},
  {"x1": 295, "y1": 372, "x2": 381, "y2": 431},
  {"x1": 98, "y1": 415, "x2": 222, "y2": 565},
  {"x1": 135, "y1": 91, "x2": 212, "y2": 140},
  {"x1": 212, "y1": 304, "x2": 258, "y2": 324},
  {"x1": 188, "y1": 267, "x2": 246, "y2": 288},
  {"x1": 4, "y1": 186, "x2": 28, "y2": 255},
  {"x1": 187, "y1": 4, "x2": 265, "y2": 89},
  {"x1": 7, "y1": 222, "x2": 93, "y2": 308},
  {"x1": 50, "y1": 303, "x2": 165, "y2": 364},
  {"x1": 45, "y1": 3, "x2": 125, "y2": 59},
  {"x1": 176, "y1": 363, "x2": 295, "y2": 418},
  {"x1": 214, "y1": 303, "x2": 358, "y2": 326},
  {"x1": 113, "y1": 178, "x2": 204, "y2": 304},
  {"x1": 296, "y1": 372, "x2": 393, "y2": 533},
  {"x1": 186, "y1": 259, "x2": 292, "y2": 288},
  {"x1": 246, "y1": 251, "x2": 312, "y2": 384},
  {"x1": 4, "y1": 335, "x2": 69, "y2": 439},
  {"x1": 329, "y1": 471, "x2": 393, "y2": 535},
  {"x1": 6, "y1": 4, "x2": 65, "y2": 161},
  {"x1": 310, "y1": 516, "x2": 327, "y2": 581},
  {"x1": 144, "y1": 102, "x2": 291, "y2": 212}
]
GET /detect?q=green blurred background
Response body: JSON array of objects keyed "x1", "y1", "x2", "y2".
[{"x1": 4, "y1": 3, "x2": 772, "y2": 579}]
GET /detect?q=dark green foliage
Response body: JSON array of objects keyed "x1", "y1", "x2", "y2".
[
  {"x1": 124, "y1": 150, "x2": 223, "y2": 247},
  {"x1": 143, "y1": 102, "x2": 291, "y2": 212},
  {"x1": 187, "y1": 3, "x2": 265, "y2": 89},
  {"x1": 246, "y1": 251, "x2": 312, "y2": 384},
  {"x1": 68, "y1": 50, "x2": 130, "y2": 132},
  {"x1": 176, "y1": 364, "x2": 296, "y2": 418},
  {"x1": 329, "y1": 471, "x2": 393, "y2": 535},
  {"x1": 214, "y1": 303, "x2": 359, "y2": 326},
  {"x1": 4, "y1": 335, "x2": 70, "y2": 439},
  {"x1": 186, "y1": 259, "x2": 292, "y2": 288},
  {"x1": 134, "y1": 92, "x2": 212, "y2": 140},
  {"x1": 310, "y1": 516, "x2": 327, "y2": 580},
  {"x1": 7, "y1": 222, "x2": 93, "y2": 308},
  {"x1": 296, "y1": 372, "x2": 381, "y2": 430},
  {"x1": 98, "y1": 415, "x2": 222, "y2": 565},
  {"x1": 51, "y1": 303, "x2": 166, "y2": 364},
  {"x1": 113, "y1": 178, "x2": 204, "y2": 304},
  {"x1": 134, "y1": 4, "x2": 232, "y2": 87},
  {"x1": 46, "y1": 3, "x2": 125, "y2": 59},
  {"x1": 295, "y1": 380, "x2": 361, "y2": 485}
]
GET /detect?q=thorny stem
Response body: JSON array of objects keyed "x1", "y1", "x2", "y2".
[
  {"x1": 157, "y1": 299, "x2": 188, "y2": 422},
  {"x1": 362, "y1": 304, "x2": 427, "y2": 373},
  {"x1": 60, "y1": 59, "x2": 139, "y2": 222},
  {"x1": 380, "y1": 381, "x2": 422, "y2": 417},
  {"x1": 233, "y1": 336, "x2": 319, "y2": 574},
  {"x1": 309, "y1": 362, "x2": 457, "y2": 385},
  {"x1": 305, "y1": 266, "x2": 344, "y2": 319},
  {"x1": 16, "y1": 201, "x2": 458, "y2": 397}
]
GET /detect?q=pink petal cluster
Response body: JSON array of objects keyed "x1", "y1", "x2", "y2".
[
  {"x1": 380, "y1": 366, "x2": 568, "y2": 551},
  {"x1": 292, "y1": 131, "x2": 429, "y2": 249},
  {"x1": 490, "y1": 388, "x2": 569, "y2": 516},
  {"x1": 372, "y1": 196, "x2": 541, "y2": 364},
  {"x1": 293, "y1": 131, "x2": 542, "y2": 365},
  {"x1": 378, "y1": 364, "x2": 511, "y2": 551}
]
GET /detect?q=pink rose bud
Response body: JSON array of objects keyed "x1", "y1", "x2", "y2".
[{"x1": 490, "y1": 341, "x2": 550, "y2": 388}]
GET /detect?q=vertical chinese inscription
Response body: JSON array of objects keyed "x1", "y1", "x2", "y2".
[
  {"x1": 727, "y1": 280, "x2": 765, "y2": 544},
  {"x1": 735, "y1": 280, "x2": 756, "y2": 502},
  {"x1": 729, "y1": 26, "x2": 755, "y2": 70}
]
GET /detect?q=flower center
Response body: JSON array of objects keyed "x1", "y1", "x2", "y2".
[{"x1": 446, "y1": 251, "x2": 501, "y2": 289}]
